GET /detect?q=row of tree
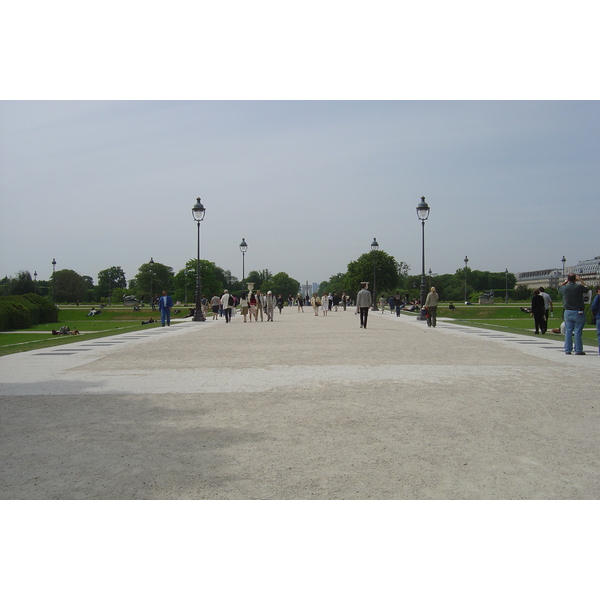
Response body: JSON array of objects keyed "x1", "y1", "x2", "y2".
[
  {"x1": 316, "y1": 249, "x2": 524, "y2": 302},
  {"x1": 2, "y1": 251, "x2": 547, "y2": 305},
  {"x1": 0, "y1": 261, "x2": 301, "y2": 305}
]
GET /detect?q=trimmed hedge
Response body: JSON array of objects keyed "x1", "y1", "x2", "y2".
[{"x1": 0, "y1": 294, "x2": 58, "y2": 331}]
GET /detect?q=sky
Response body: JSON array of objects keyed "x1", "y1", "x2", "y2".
[{"x1": 0, "y1": 100, "x2": 598, "y2": 287}]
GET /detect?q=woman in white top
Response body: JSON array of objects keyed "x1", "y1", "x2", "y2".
[{"x1": 239, "y1": 292, "x2": 249, "y2": 322}]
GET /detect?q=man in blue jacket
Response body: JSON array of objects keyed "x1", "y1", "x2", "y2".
[{"x1": 158, "y1": 290, "x2": 174, "y2": 327}]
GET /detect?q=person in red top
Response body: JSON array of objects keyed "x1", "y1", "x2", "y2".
[{"x1": 249, "y1": 292, "x2": 258, "y2": 322}]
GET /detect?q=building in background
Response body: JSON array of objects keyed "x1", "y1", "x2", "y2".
[{"x1": 516, "y1": 256, "x2": 599, "y2": 289}]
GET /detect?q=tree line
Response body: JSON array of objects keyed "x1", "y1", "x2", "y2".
[
  {"x1": 2, "y1": 251, "x2": 536, "y2": 305},
  {"x1": 317, "y1": 249, "x2": 522, "y2": 303},
  {"x1": 0, "y1": 262, "x2": 301, "y2": 305}
]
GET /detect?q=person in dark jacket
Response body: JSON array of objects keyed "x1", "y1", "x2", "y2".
[{"x1": 531, "y1": 289, "x2": 546, "y2": 334}]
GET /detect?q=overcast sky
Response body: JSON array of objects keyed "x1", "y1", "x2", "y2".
[{"x1": 1, "y1": 100, "x2": 598, "y2": 287}]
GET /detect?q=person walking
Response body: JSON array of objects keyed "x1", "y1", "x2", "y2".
[
  {"x1": 221, "y1": 289, "x2": 232, "y2": 323},
  {"x1": 394, "y1": 291, "x2": 403, "y2": 317},
  {"x1": 538, "y1": 286, "x2": 553, "y2": 334},
  {"x1": 558, "y1": 273, "x2": 590, "y2": 355},
  {"x1": 424, "y1": 286, "x2": 439, "y2": 328},
  {"x1": 379, "y1": 295, "x2": 386, "y2": 313},
  {"x1": 277, "y1": 294, "x2": 284, "y2": 314},
  {"x1": 255, "y1": 290, "x2": 265, "y2": 322},
  {"x1": 158, "y1": 290, "x2": 173, "y2": 326},
  {"x1": 591, "y1": 285, "x2": 600, "y2": 356},
  {"x1": 297, "y1": 293, "x2": 304, "y2": 312},
  {"x1": 239, "y1": 292, "x2": 249, "y2": 322},
  {"x1": 531, "y1": 289, "x2": 546, "y2": 334},
  {"x1": 265, "y1": 291, "x2": 275, "y2": 322},
  {"x1": 356, "y1": 283, "x2": 372, "y2": 329},
  {"x1": 249, "y1": 292, "x2": 258, "y2": 322},
  {"x1": 210, "y1": 294, "x2": 220, "y2": 320},
  {"x1": 310, "y1": 293, "x2": 320, "y2": 316},
  {"x1": 321, "y1": 293, "x2": 329, "y2": 316}
]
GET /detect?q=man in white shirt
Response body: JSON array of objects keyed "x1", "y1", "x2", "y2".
[{"x1": 220, "y1": 290, "x2": 232, "y2": 323}]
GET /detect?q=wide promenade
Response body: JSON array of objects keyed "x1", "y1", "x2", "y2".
[{"x1": 1, "y1": 307, "x2": 598, "y2": 499}]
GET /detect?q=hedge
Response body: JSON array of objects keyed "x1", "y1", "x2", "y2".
[{"x1": 0, "y1": 294, "x2": 58, "y2": 331}]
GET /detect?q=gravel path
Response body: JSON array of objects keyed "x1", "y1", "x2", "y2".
[{"x1": 1, "y1": 308, "x2": 598, "y2": 499}]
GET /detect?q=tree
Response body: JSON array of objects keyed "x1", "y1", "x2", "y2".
[
  {"x1": 5, "y1": 271, "x2": 36, "y2": 295},
  {"x1": 269, "y1": 272, "x2": 301, "y2": 299},
  {"x1": 245, "y1": 269, "x2": 272, "y2": 291},
  {"x1": 318, "y1": 272, "x2": 346, "y2": 295},
  {"x1": 51, "y1": 269, "x2": 89, "y2": 303},
  {"x1": 173, "y1": 259, "x2": 223, "y2": 303},
  {"x1": 345, "y1": 250, "x2": 400, "y2": 296},
  {"x1": 133, "y1": 261, "x2": 174, "y2": 302},
  {"x1": 97, "y1": 267, "x2": 126, "y2": 300},
  {"x1": 397, "y1": 261, "x2": 410, "y2": 289}
]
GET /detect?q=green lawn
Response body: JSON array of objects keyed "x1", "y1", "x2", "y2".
[
  {"x1": 0, "y1": 305, "x2": 196, "y2": 356},
  {"x1": 435, "y1": 304, "x2": 598, "y2": 347}
]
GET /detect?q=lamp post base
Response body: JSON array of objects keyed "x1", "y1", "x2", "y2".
[{"x1": 193, "y1": 300, "x2": 205, "y2": 322}]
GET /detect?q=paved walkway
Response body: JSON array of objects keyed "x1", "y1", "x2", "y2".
[{"x1": 1, "y1": 308, "x2": 598, "y2": 499}]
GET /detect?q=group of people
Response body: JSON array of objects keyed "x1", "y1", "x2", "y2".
[
  {"x1": 153, "y1": 277, "x2": 600, "y2": 356},
  {"x1": 531, "y1": 275, "x2": 600, "y2": 356},
  {"x1": 307, "y1": 292, "x2": 352, "y2": 316},
  {"x1": 530, "y1": 286, "x2": 554, "y2": 335},
  {"x1": 210, "y1": 290, "x2": 282, "y2": 323}
]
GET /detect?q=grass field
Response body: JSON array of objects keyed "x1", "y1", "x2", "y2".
[
  {"x1": 0, "y1": 303, "x2": 598, "y2": 357},
  {"x1": 0, "y1": 305, "x2": 187, "y2": 356},
  {"x1": 434, "y1": 304, "x2": 598, "y2": 346}
]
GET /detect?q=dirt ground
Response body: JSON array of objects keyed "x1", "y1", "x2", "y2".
[{"x1": 1, "y1": 308, "x2": 598, "y2": 499}]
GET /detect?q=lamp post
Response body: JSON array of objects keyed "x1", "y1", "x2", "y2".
[
  {"x1": 192, "y1": 197, "x2": 206, "y2": 322},
  {"x1": 428, "y1": 268, "x2": 432, "y2": 288},
  {"x1": 239, "y1": 238, "x2": 248, "y2": 281},
  {"x1": 51, "y1": 258, "x2": 56, "y2": 303},
  {"x1": 371, "y1": 237, "x2": 379, "y2": 310},
  {"x1": 464, "y1": 255, "x2": 469, "y2": 303},
  {"x1": 184, "y1": 268, "x2": 188, "y2": 305},
  {"x1": 505, "y1": 268, "x2": 509, "y2": 304},
  {"x1": 149, "y1": 257, "x2": 154, "y2": 310},
  {"x1": 34, "y1": 271, "x2": 37, "y2": 294},
  {"x1": 416, "y1": 196, "x2": 430, "y2": 320},
  {"x1": 561, "y1": 255, "x2": 566, "y2": 278}
]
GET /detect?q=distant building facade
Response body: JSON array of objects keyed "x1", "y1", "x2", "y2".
[{"x1": 516, "y1": 256, "x2": 600, "y2": 289}]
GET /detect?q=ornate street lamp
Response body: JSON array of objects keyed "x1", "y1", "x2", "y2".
[
  {"x1": 371, "y1": 237, "x2": 379, "y2": 310},
  {"x1": 184, "y1": 268, "x2": 188, "y2": 305},
  {"x1": 416, "y1": 196, "x2": 430, "y2": 320},
  {"x1": 149, "y1": 257, "x2": 154, "y2": 309},
  {"x1": 505, "y1": 268, "x2": 509, "y2": 303},
  {"x1": 239, "y1": 238, "x2": 248, "y2": 281},
  {"x1": 464, "y1": 255, "x2": 469, "y2": 303},
  {"x1": 51, "y1": 258, "x2": 56, "y2": 303},
  {"x1": 561, "y1": 255, "x2": 566, "y2": 278},
  {"x1": 192, "y1": 197, "x2": 206, "y2": 322}
]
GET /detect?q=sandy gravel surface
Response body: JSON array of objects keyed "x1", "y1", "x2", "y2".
[{"x1": 1, "y1": 308, "x2": 598, "y2": 499}]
